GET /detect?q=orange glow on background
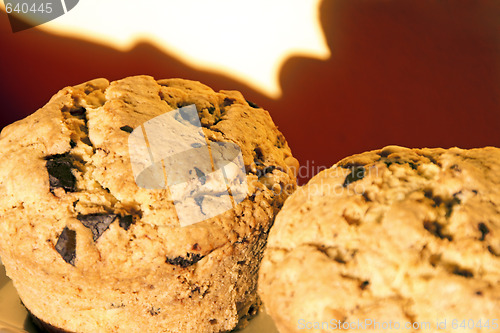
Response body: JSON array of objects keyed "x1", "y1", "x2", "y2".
[{"x1": 2, "y1": 0, "x2": 330, "y2": 98}]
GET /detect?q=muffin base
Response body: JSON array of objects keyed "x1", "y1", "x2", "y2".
[
  {"x1": 29, "y1": 311, "x2": 71, "y2": 333},
  {"x1": 28, "y1": 303, "x2": 261, "y2": 333}
]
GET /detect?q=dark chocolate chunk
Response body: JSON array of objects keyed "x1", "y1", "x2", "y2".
[
  {"x1": 77, "y1": 213, "x2": 117, "y2": 241},
  {"x1": 339, "y1": 161, "x2": 365, "y2": 169},
  {"x1": 120, "y1": 125, "x2": 134, "y2": 133},
  {"x1": 444, "y1": 196, "x2": 461, "y2": 218},
  {"x1": 149, "y1": 307, "x2": 161, "y2": 316},
  {"x1": 247, "y1": 304, "x2": 259, "y2": 317},
  {"x1": 377, "y1": 149, "x2": 392, "y2": 158},
  {"x1": 488, "y1": 246, "x2": 500, "y2": 257},
  {"x1": 246, "y1": 100, "x2": 260, "y2": 108},
  {"x1": 69, "y1": 140, "x2": 76, "y2": 148},
  {"x1": 422, "y1": 153, "x2": 439, "y2": 165},
  {"x1": 254, "y1": 147, "x2": 264, "y2": 162},
  {"x1": 110, "y1": 303, "x2": 125, "y2": 308},
  {"x1": 191, "y1": 142, "x2": 203, "y2": 148},
  {"x1": 119, "y1": 215, "x2": 134, "y2": 231},
  {"x1": 45, "y1": 153, "x2": 76, "y2": 193},
  {"x1": 342, "y1": 166, "x2": 365, "y2": 187},
  {"x1": 223, "y1": 97, "x2": 235, "y2": 106},
  {"x1": 383, "y1": 159, "x2": 394, "y2": 167},
  {"x1": 166, "y1": 253, "x2": 205, "y2": 268},
  {"x1": 478, "y1": 222, "x2": 490, "y2": 241},
  {"x1": 359, "y1": 280, "x2": 370, "y2": 290},
  {"x1": 81, "y1": 136, "x2": 92, "y2": 147},
  {"x1": 256, "y1": 165, "x2": 277, "y2": 178},
  {"x1": 423, "y1": 221, "x2": 453, "y2": 241},
  {"x1": 55, "y1": 227, "x2": 76, "y2": 266},
  {"x1": 425, "y1": 190, "x2": 461, "y2": 218},
  {"x1": 452, "y1": 267, "x2": 473, "y2": 278},
  {"x1": 408, "y1": 162, "x2": 418, "y2": 170},
  {"x1": 194, "y1": 166, "x2": 206, "y2": 185},
  {"x1": 194, "y1": 196, "x2": 204, "y2": 210},
  {"x1": 380, "y1": 157, "x2": 418, "y2": 170},
  {"x1": 254, "y1": 160, "x2": 264, "y2": 167},
  {"x1": 424, "y1": 190, "x2": 442, "y2": 206},
  {"x1": 69, "y1": 107, "x2": 86, "y2": 118},
  {"x1": 275, "y1": 135, "x2": 285, "y2": 148},
  {"x1": 206, "y1": 106, "x2": 216, "y2": 115},
  {"x1": 431, "y1": 196, "x2": 443, "y2": 207}
]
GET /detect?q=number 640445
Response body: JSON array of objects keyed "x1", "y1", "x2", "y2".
[{"x1": 5, "y1": 2, "x2": 53, "y2": 14}]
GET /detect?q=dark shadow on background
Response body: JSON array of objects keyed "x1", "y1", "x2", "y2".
[
  {"x1": 1, "y1": 0, "x2": 500, "y2": 184},
  {"x1": 272, "y1": 0, "x2": 500, "y2": 183}
]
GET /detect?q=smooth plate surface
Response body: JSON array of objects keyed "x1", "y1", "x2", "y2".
[{"x1": 0, "y1": 259, "x2": 279, "y2": 333}]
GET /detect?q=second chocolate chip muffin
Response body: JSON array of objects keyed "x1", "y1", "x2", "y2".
[
  {"x1": 259, "y1": 146, "x2": 500, "y2": 333},
  {"x1": 0, "y1": 75, "x2": 298, "y2": 332}
]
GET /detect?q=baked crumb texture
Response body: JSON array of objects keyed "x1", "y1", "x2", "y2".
[
  {"x1": 259, "y1": 146, "x2": 500, "y2": 333},
  {"x1": 0, "y1": 76, "x2": 297, "y2": 333}
]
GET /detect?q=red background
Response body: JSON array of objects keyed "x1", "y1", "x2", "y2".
[{"x1": 1, "y1": 0, "x2": 499, "y2": 184}]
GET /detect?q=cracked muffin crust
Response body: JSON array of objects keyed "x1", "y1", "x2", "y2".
[
  {"x1": 259, "y1": 146, "x2": 500, "y2": 333},
  {"x1": 0, "y1": 75, "x2": 298, "y2": 333}
]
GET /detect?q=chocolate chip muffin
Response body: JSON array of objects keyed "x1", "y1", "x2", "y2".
[
  {"x1": 259, "y1": 146, "x2": 500, "y2": 333},
  {"x1": 0, "y1": 75, "x2": 298, "y2": 333}
]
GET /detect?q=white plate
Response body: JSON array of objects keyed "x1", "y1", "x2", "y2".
[{"x1": 0, "y1": 259, "x2": 278, "y2": 333}]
